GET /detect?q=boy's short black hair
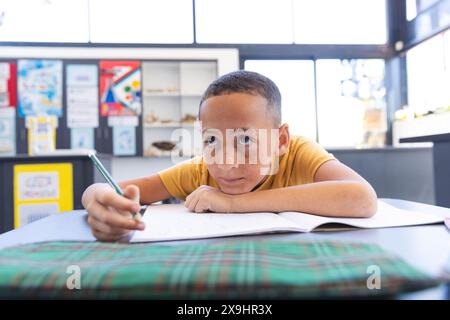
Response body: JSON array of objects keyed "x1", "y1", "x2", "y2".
[{"x1": 199, "y1": 70, "x2": 282, "y2": 126}]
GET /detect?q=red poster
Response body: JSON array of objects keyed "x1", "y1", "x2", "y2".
[
  {"x1": 0, "y1": 62, "x2": 17, "y2": 108},
  {"x1": 99, "y1": 61, "x2": 142, "y2": 117}
]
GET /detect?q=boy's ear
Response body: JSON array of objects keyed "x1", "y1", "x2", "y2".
[{"x1": 278, "y1": 124, "x2": 290, "y2": 155}]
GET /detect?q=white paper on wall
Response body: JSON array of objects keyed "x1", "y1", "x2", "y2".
[{"x1": 18, "y1": 171, "x2": 60, "y2": 201}]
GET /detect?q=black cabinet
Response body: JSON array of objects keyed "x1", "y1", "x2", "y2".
[{"x1": 400, "y1": 133, "x2": 450, "y2": 208}]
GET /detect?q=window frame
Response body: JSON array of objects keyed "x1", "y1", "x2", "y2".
[{"x1": 2, "y1": 0, "x2": 446, "y2": 148}]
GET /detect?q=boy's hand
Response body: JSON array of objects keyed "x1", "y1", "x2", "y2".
[
  {"x1": 185, "y1": 185, "x2": 234, "y2": 213},
  {"x1": 85, "y1": 185, "x2": 145, "y2": 242}
]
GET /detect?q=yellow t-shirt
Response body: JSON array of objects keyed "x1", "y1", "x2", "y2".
[{"x1": 158, "y1": 135, "x2": 335, "y2": 200}]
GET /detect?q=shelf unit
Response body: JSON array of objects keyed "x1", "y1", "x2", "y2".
[{"x1": 142, "y1": 61, "x2": 217, "y2": 157}]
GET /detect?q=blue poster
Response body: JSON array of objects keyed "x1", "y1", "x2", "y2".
[
  {"x1": 18, "y1": 59, "x2": 63, "y2": 117},
  {"x1": 71, "y1": 127, "x2": 95, "y2": 150},
  {"x1": 113, "y1": 126, "x2": 136, "y2": 156}
]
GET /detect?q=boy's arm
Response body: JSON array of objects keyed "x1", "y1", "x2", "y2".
[
  {"x1": 185, "y1": 160, "x2": 377, "y2": 218},
  {"x1": 118, "y1": 174, "x2": 172, "y2": 205}
]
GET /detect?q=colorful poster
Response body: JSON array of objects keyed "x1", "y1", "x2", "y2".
[
  {"x1": 113, "y1": 126, "x2": 136, "y2": 155},
  {"x1": 0, "y1": 62, "x2": 16, "y2": 108},
  {"x1": 100, "y1": 61, "x2": 141, "y2": 117},
  {"x1": 0, "y1": 107, "x2": 16, "y2": 155},
  {"x1": 18, "y1": 59, "x2": 63, "y2": 117},
  {"x1": 26, "y1": 116, "x2": 58, "y2": 155},
  {"x1": 71, "y1": 127, "x2": 94, "y2": 150},
  {"x1": 13, "y1": 163, "x2": 73, "y2": 228},
  {"x1": 66, "y1": 64, "x2": 99, "y2": 128}
]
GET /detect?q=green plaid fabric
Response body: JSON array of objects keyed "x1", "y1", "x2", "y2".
[{"x1": 0, "y1": 240, "x2": 438, "y2": 299}]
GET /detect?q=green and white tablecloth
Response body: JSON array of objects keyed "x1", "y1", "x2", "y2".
[{"x1": 0, "y1": 240, "x2": 438, "y2": 299}]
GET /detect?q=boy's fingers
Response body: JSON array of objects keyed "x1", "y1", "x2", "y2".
[
  {"x1": 89, "y1": 203, "x2": 145, "y2": 231},
  {"x1": 87, "y1": 215, "x2": 123, "y2": 234},
  {"x1": 88, "y1": 214, "x2": 130, "y2": 236},
  {"x1": 108, "y1": 205, "x2": 134, "y2": 218},
  {"x1": 194, "y1": 199, "x2": 209, "y2": 213},
  {"x1": 97, "y1": 191, "x2": 141, "y2": 213},
  {"x1": 185, "y1": 188, "x2": 199, "y2": 209},
  {"x1": 92, "y1": 228, "x2": 124, "y2": 242},
  {"x1": 185, "y1": 194, "x2": 192, "y2": 208},
  {"x1": 187, "y1": 195, "x2": 200, "y2": 212},
  {"x1": 123, "y1": 185, "x2": 140, "y2": 202},
  {"x1": 185, "y1": 193, "x2": 194, "y2": 210}
]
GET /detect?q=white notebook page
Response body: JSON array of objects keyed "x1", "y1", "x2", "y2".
[{"x1": 131, "y1": 200, "x2": 444, "y2": 242}]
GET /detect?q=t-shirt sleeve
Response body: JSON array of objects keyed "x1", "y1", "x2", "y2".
[
  {"x1": 157, "y1": 156, "x2": 203, "y2": 200},
  {"x1": 291, "y1": 138, "x2": 336, "y2": 184}
]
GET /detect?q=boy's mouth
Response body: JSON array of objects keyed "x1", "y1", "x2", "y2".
[{"x1": 217, "y1": 177, "x2": 245, "y2": 186}]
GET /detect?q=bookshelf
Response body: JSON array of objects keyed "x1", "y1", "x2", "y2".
[{"x1": 142, "y1": 61, "x2": 217, "y2": 157}]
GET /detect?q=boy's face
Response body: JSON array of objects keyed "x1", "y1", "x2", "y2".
[{"x1": 199, "y1": 93, "x2": 288, "y2": 195}]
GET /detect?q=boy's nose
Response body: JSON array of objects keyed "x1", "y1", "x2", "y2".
[
  {"x1": 217, "y1": 163, "x2": 239, "y2": 171},
  {"x1": 217, "y1": 150, "x2": 239, "y2": 170}
]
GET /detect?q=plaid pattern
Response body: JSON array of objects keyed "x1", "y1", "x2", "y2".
[{"x1": 0, "y1": 240, "x2": 438, "y2": 299}]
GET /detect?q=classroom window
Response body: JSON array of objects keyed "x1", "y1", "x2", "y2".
[
  {"x1": 195, "y1": 0, "x2": 294, "y2": 44},
  {"x1": 445, "y1": 29, "x2": 450, "y2": 74},
  {"x1": 293, "y1": 0, "x2": 387, "y2": 44},
  {"x1": 0, "y1": 0, "x2": 391, "y2": 45},
  {"x1": 89, "y1": 0, "x2": 193, "y2": 43},
  {"x1": 406, "y1": 0, "x2": 418, "y2": 21},
  {"x1": 406, "y1": 0, "x2": 445, "y2": 21},
  {"x1": 244, "y1": 60, "x2": 317, "y2": 141},
  {"x1": 316, "y1": 59, "x2": 387, "y2": 148},
  {"x1": 0, "y1": 0, "x2": 89, "y2": 42},
  {"x1": 415, "y1": 0, "x2": 441, "y2": 14},
  {"x1": 406, "y1": 31, "x2": 450, "y2": 114}
]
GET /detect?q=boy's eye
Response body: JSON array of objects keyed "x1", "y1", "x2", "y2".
[
  {"x1": 204, "y1": 136, "x2": 217, "y2": 146},
  {"x1": 238, "y1": 135, "x2": 252, "y2": 145}
]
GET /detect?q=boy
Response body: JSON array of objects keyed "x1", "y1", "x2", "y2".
[{"x1": 82, "y1": 70, "x2": 377, "y2": 242}]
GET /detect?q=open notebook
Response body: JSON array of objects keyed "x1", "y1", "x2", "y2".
[{"x1": 130, "y1": 200, "x2": 444, "y2": 243}]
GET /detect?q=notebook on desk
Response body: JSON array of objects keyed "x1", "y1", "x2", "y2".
[{"x1": 130, "y1": 200, "x2": 444, "y2": 243}]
